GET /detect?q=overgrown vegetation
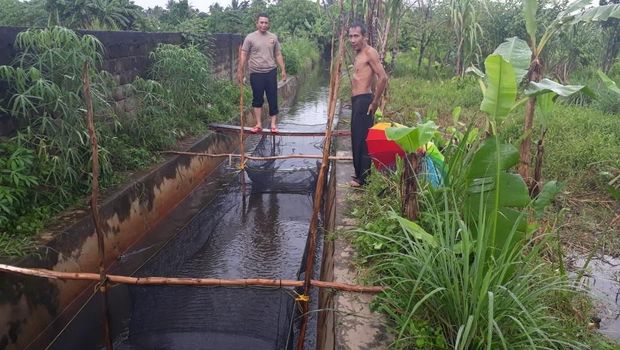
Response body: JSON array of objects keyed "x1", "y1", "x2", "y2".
[
  {"x1": 0, "y1": 22, "x2": 321, "y2": 258},
  {"x1": 348, "y1": 57, "x2": 619, "y2": 350},
  {"x1": 0, "y1": 27, "x2": 247, "y2": 257}
]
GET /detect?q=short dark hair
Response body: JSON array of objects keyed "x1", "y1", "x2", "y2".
[
  {"x1": 349, "y1": 20, "x2": 367, "y2": 36},
  {"x1": 256, "y1": 12, "x2": 269, "y2": 21}
]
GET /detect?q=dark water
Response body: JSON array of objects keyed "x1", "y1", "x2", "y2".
[{"x1": 46, "y1": 69, "x2": 331, "y2": 350}]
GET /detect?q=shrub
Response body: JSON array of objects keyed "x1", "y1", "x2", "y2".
[{"x1": 281, "y1": 37, "x2": 320, "y2": 75}]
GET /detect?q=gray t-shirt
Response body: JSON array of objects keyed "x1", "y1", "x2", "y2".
[{"x1": 241, "y1": 31, "x2": 281, "y2": 74}]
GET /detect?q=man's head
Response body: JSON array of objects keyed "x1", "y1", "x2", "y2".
[
  {"x1": 256, "y1": 13, "x2": 270, "y2": 33},
  {"x1": 348, "y1": 21, "x2": 367, "y2": 52}
]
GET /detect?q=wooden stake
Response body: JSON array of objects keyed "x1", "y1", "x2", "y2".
[
  {"x1": 161, "y1": 150, "x2": 352, "y2": 161},
  {"x1": 296, "y1": 4, "x2": 347, "y2": 348},
  {"x1": 82, "y1": 62, "x2": 113, "y2": 350},
  {"x1": 0, "y1": 264, "x2": 385, "y2": 293}
]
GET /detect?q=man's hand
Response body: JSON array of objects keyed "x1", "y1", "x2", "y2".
[
  {"x1": 236, "y1": 72, "x2": 244, "y2": 85},
  {"x1": 367, "y1": 101, "x2": 378, "y2": 116},
  {"x1": 281, "y1": 71, "x2": 287, "y2": 82}
]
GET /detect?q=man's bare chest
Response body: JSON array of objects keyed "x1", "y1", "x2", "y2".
[{"x1": 353, "y1": 56, "x2": 371, "y2": 74}]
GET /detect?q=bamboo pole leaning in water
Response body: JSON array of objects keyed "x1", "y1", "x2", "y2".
[
  {"x1": 82, "y1": 62, "x2": 113, "y2": 350},
  {"x1": 238, "y1": 44, "x2": 246, "y2": 189},
  {"x1": 161, "y1": 150, "x2": 352, "y2": 161},
  {"x1": 296, "y1": 5, "x2": 347, "y2": 349},
  {"x1": 0, "y1": 264, "x2": 385, "y2": 293}
]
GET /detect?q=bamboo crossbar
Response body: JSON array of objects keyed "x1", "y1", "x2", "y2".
[
  {"x1": 209, "y1": 124, "x2": 351, "y2": 137},
  {"x1": 162, "y1": 150, "x2": 352, "y2": 161},
  {"x1": 0, "y1": 264, "x2": 385, "y2": 293}
]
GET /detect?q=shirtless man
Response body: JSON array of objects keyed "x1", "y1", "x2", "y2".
[{"x1": 348, "y1": 21, "x2": 388, "y2": 187}]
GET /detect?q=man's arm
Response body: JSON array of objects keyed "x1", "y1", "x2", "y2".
[
  {"x1": 276, "y1": 51, "x2": 287, "y2": 82},
  {"x1": 237, "y1": 49, "x2": 248, "y2": 84},
  {"x1": 367, "y1": 48, "x2": 388, "y2": 116}
]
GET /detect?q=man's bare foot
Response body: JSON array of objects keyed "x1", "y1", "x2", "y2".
[{"x1": 349, "y1": 179, "x2": 362, "y2": 188}]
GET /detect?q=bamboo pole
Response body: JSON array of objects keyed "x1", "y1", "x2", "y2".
[
  {"x1": 296, "y1": 4, "x2": 347, "y2": 348},
  {"x1": 82, "y1": 62, "x2": 113, "y2": 350},
  {"x1": 161, "y1": 150, "x2": 352, "y2": 161},
  {"x1": 0, "y1": 264, "x2": 385, "y2": 293},
  {"x1": 238, "y1": 45, "x2": 246, "y2": 190}
]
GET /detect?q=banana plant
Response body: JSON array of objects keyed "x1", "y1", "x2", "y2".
[
  {"x1": 597, "y1": 69, "x2": 620, "y2": 95},
  {"x1": 469, "y1": 35, "x2": 595, "y2": 195},
  {"x1": 466, "y1": 51, "x2": 563, "y2": 260},
  {"x1": 518, "y1": 0, "x2": 620, "y2": 186}
]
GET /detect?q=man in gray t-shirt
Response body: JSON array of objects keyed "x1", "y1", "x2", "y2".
[{"x1": 237, "y1": 13, "x2": 287, "y2": 134}]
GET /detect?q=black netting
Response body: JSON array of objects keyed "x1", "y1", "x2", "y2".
[{"x1": 46, "y1": 71, "x2": 333, "y2": 350}]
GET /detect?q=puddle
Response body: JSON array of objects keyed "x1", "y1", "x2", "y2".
[{"x1": 569, "y1": 254, "x2": 620, "y2": 341}]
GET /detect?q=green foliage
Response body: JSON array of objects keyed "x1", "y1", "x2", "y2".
[
  {"x1": 597, "y1": 69, "x2": 620, "y2": 95},
  {"x1": 385, "y1": 120, "x2": 438, "y2": 153},
  {"x1": 271, "y1": 0, "x2": 319, "y2": 38},
  {"x1": 0, "y1": 235, "x2": 36, "y2": 259},
  {"x1": 351, "y1": 127, "x2": 580, "y2": 347},
  {"x1": 0, "y1": 28, "x2": 244, "y2": 257},
  {"x1": 0, "y1": 143, "x2": 39, "y2": 230},
  {"x1": 150, "y1": 44, "x2": 212, "y2": 117},
  {"x1": 0, "y1": 26, "x2": 112, "y2": 195},
  {"x1": 480, "y1": 54, "x2": 518, "y2": 122},
  {"x1": 0, "y1": 0, "x2": 47, "y2": 26},
  {"x1": 280, "y1": 37, "x2": 320, "y2": 75},
  {"x1": 492, "y1": 37, "x2": 531, "y2": 84},
  {"x1": 367, "y1": 191, "x2": 587, "y2": 349},
  {"x1": 349, "y1": 168, "x2": 402, "y2": 260},
  {"x1": 503, "y1": 102, "x2": 620, "y2": 191},
  {"x1": 46, "y1": 0, "x2": 143, "y2": 30}
]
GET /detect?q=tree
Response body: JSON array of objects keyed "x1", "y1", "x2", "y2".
[
  {"x1": 160, "y1": 0, "x2": 196, "y2": 25},
  {"x1": 0, "y1": 0, "x2": 48, "y2": 27},
  {"x1": 271, "y1": 0, "x2": 319, "y2": 37},
  {"x1": 46, "y1": 0, "x2": 142, "y2": 30}
]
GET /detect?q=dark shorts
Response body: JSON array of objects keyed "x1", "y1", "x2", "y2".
[{"x1": 249, "y1": 68, "x2": 279, "y2": 116}]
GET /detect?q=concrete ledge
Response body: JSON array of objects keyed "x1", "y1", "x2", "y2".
[{"x1": 318, "y1": 105, "x2": 391, "y2": 349}]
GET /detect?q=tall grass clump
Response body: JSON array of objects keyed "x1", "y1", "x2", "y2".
[
  {"x1": 281, "y1": 37, "x2": 320, "y2": 75},
  {"x1": 149, "y1": 44, "x2": 242, "y2": 123},
  {"x1": 350, "y1": 126, "x2": 597, "y2": 348},
  {"x1": 365, "y1": 190, "x2": 586, "y2": 349}
]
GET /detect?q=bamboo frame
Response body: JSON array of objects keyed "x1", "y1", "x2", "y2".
[
  {"x1": 82, "y1": 62, "x2": 113, "y2": 350},
  {"x1": 0, "y1": 264, "x2": 385, "y2": 294},
  {"x1": 161, "y1": 150, "x2": 352, "y2": 161}
]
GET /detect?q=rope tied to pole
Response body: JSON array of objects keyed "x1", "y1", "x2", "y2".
[{"x1": 295, "y1": 294, "x2": 310, "y2": 302}]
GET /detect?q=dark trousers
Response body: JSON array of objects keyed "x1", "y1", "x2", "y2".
[
  {"x1": 351, "y1": 94, "x2": 374, "y2": 185},
  {"x1": 250, "y1": 68, "x2": 279, "y2": 116}
]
